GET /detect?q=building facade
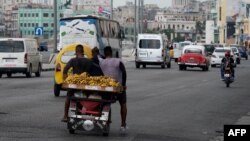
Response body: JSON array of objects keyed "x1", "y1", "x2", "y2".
[
  {"x1": 172, "y1": 0, "x2": 191, "y2": 8},
  {"x1": 18, "y1": 8, "x2": 63, "y2": 39},
  {"x1": 218, "y1": 0, "x2": 227, "y2": 44},
  {"x1": 148, "y1": 10, "x2": 197, "y2": 41},
  {"x1": 113, "y1": 2, "x2": 137, "y2": 42},
  {"x1": 72, "y1": 0, "x2": 112, "y2": 18},
  {"x1": 235, "y1": 1, "x2": 250, "y2": 45},
  {"x1": 2, "y1": 0, "x2": 30, "y2": 37},
  {"x1": 155, "y1": 11, "x2": 206, "y2": 22}
]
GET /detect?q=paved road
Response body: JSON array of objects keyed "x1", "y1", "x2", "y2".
[{"x1": 0, "y1": 59, "x2": 250, "y2": 141}]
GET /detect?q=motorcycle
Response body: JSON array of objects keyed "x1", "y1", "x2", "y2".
[{"x1": 223, "y1": 64, "x2": 234, "y2": 88}]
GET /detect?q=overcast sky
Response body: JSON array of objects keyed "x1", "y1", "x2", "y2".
[{"x1": 113, "y1": 0, "x2": 172, "y2": 8}]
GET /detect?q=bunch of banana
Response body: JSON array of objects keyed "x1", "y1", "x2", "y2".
[{"x1": 64, "y1": 72, "x2": 121, "y2": 87}]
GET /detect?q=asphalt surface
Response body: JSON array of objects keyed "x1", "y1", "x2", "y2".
[{"x1": 0, "y1": 59, "x2": 250, "y2": 141}]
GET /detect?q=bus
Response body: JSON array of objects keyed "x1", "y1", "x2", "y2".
[{"x1": 58, "y1": 15, "x2": 124, "y2": 57}]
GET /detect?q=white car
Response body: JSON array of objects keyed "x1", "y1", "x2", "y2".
[
  {"x1": 211, "y1": 47, "x2": 237, "y2": 67},
  {"x1": 230, "y1": 46, "x2": 241, "y2": 64}
]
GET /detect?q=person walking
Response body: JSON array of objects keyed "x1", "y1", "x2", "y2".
[{"x1": 99, "y1": 46, "x2": 128, "y2": 133}]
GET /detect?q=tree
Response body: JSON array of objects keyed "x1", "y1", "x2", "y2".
[
  {"x1": 195, "y1": 21, "x2": 205, "y2": 41},
  {"x1": 173, "y1": 34, "x2": 185, "y2": 42},
  {"x1": 162, "y1": 29, "x2": 174, "y2": 41},
  {"x1": 195, "y1": 21, "x2": 205, "y2": 35}
]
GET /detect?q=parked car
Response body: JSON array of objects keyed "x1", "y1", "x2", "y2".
[
  {"x1": 54, "y1": 43, "x2": 92, "y2": 97},
  {"x1": 135, "y1": 34, "x2": 171, "y2": 69},
  {"x1": 230, "y1": 46, "x2": 241, "y2": 64},
  {"x1": 238, "y1": 46, "x2": 248, "y2": 60},
  {"x1": 38, "y1": 42, "x2": 48, "y2": 51},
  {"x1": 203, "y1": 44, "x2": 215, "y2": 55},
  {"x1": 231, "y1": 45, "x2": 249, "y2": 60},
  {"x1": 0, "y1": 38, "x2": 42, "y2": 78},
  {"x1": 177, "y1": 45, "x2": 210, "y2": 71},
  {"x1": 210, "y1": 47, "x2": 237, "y2": 67}
]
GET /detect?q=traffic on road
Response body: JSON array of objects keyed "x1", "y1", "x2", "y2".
[{"x1": 1, "y1": 0, "x2": 250, "y2": 139}]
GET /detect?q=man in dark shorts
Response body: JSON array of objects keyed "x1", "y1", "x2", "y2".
[
  {"x1": 99, "y1": 46, "x2": 128, "y2": 133},
  {"x1": 61, "y1": 45, "x2": 93, "y2": 122}
]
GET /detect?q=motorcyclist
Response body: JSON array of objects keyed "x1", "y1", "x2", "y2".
[{"x1": 220, "y1": 51, "x2": 235, "y2": 80}]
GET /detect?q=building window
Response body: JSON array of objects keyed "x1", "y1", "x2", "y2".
[
  {"x1": 32, "y1": 23, "x2": 34, "y2": 27},
  {"x1": 20, "y1": 23, "x2": 23, "y2": 27},
  {"x1": 24, "y1": 23, "x2": 26, "y2": 27},
  {"x1": 51, "y1": 23, "x2": 54, "y2": 27},
  {"x1": 28, "y1": 31, "x2": 30, "y2": 35},
  {"x1": 20, "y1": 13, "x2": 23, "y2": 17},
  {"x1": 43, "y1": 13, "x2": 49, "y2": 17},
  {"x1": 28, "y1": 13, "x2": 30, "y2": 17},
  {"x1": 32, "y1": 13, "x2": 35, "y2": 17},
  {"x1": 36, "y1": 23, "x2": 38, "y2": 27},
  {"x1": 51, "y1": 13, "x2": 54, "y2": 17},
  {"x1": 168, "y1": 24, "x2": 170, "y2": 29},
  {"x1": 36, "y1": 13, "x2": 39, "y2": 17},
  {"x1": 24, "y1": 13, "x2": 27, "y2": 17},
  {"x1": 60, "y1": 13, "x2": 63, "y2": 18},
  {"x1": 43, "y1": 23, "x2": 48, "y2": 27},
  {"x1": 28, "y1": 23, "x2": 30, "y2": 27}
]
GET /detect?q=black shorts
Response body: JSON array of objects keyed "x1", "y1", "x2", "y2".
[
  {"x1": 67, "y1": 89, "x2": 75, "y2": 97},
  {"x1": 117, "y1": 91, "x2": 127, "y2": 105}
]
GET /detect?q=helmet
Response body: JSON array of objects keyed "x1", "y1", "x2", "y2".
[{"x1": 225, "y1": 51, "x2": 230, "y2": 57}]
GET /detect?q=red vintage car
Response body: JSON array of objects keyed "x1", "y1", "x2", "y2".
[{"x1": 178, "y1": 45, "x2": 210, "y2": 71}]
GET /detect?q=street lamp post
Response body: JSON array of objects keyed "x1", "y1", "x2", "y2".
[
  {"x1": 111, "y1": 0, "x2": 113, "y2": 19},
  {"x1": 53, "y1": 0, "x2": 58, "y2": 53},
  {"x1": 134, "y1": 0, "x2": 137, "y2": 47}
]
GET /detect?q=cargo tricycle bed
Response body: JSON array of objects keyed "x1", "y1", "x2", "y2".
[{"x1": 62, "y1": 83, "x2": 123, "y2": 136}]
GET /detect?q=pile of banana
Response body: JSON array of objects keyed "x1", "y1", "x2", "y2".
[{"x1": 64, "y1": 72, "x2": 121, "y2": 87}]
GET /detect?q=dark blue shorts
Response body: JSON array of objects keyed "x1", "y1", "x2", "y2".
[{"x1": 117, "y1": 91, "x2": 127, "y2": 105}]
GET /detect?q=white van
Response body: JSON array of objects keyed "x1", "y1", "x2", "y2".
[
  {"x1": 135, "y1": 34, "x2": 170, "y2": 68},
  {"x1": 0, "y1": 38, "x2": 42, "y2": 78}
]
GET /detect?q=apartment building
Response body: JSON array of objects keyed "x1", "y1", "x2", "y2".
[
  {"x1": 2, "y1": 0, "x2": 30, "y2": 37},
  {"x1": 18, "y1": 8, "x2": 63, "y2": 38},
  {"x1": 172, "y1": 0, "x2": 191, "y2": 8},
  {"x1": 113, "y1": 1, "x2": 136, "y2": 42}
]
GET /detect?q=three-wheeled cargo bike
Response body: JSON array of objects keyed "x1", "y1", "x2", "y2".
[{"x1": 62, "y1": 83, "x2": 123, "y2": 136}]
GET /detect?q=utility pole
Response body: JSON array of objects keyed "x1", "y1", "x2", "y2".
[
  {"x1": 111, "y1": 0, "x2": 113, "y2": 19},
  {"x1": 53, "y1": 0, "x2": 57, "y2": 53},
  {"x1": 141, "y1": 0, "x2": 144, "y2": 33},
  {"x1": 134, "y1": 0, "x2": 137, "y2": 47},
  {"x1": 138, "y1": 0, "x2": 141, "y2": 33},
  {"x1": 138, "y1": 0, "x2": 144, "y2": 33}
]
